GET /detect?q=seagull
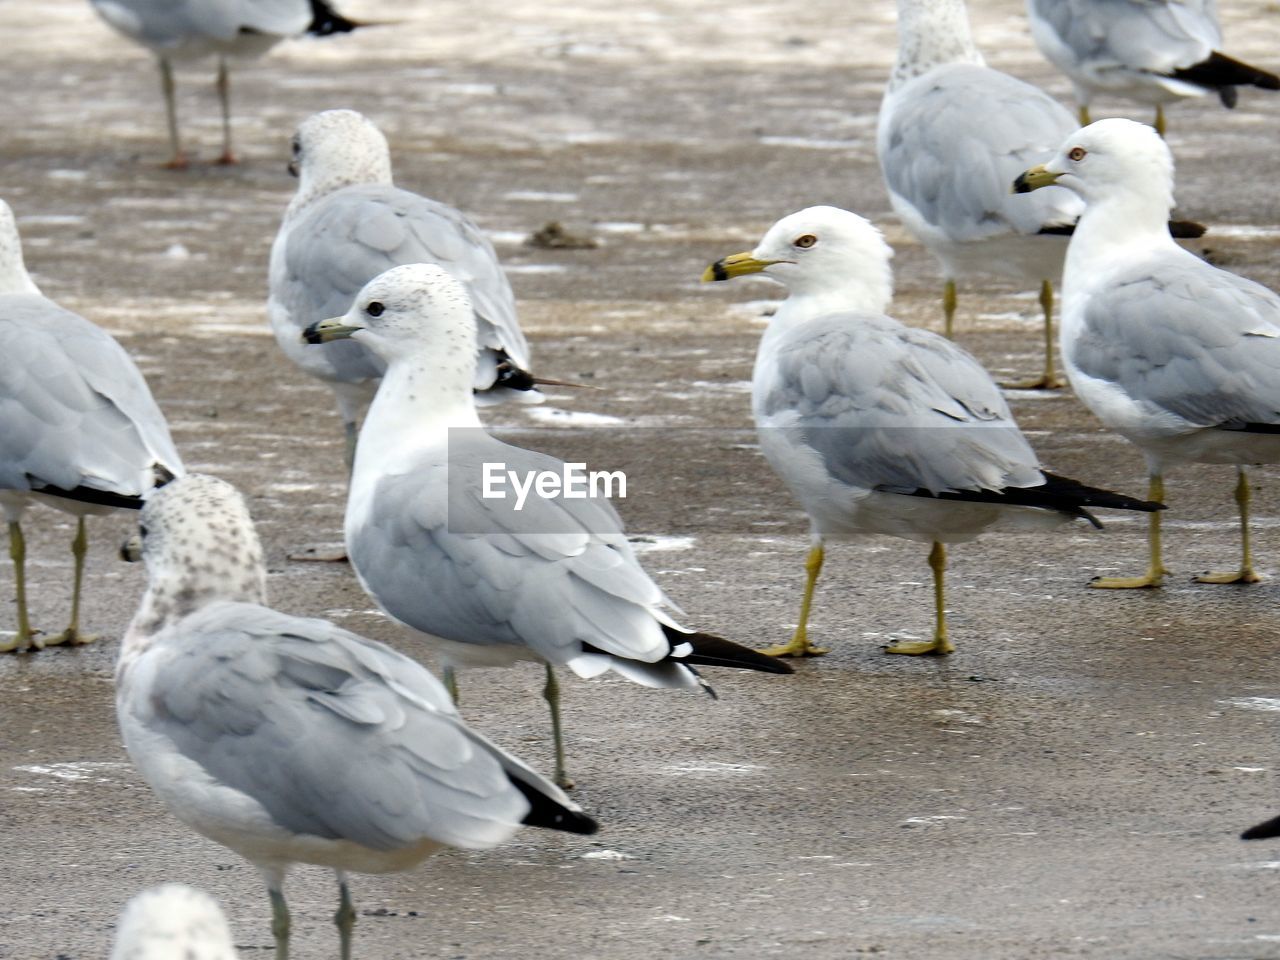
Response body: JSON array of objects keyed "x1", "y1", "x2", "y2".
[
  {"x1": 87, "y1": 0, "x2": 363, "y2": 167},
  {"x1": 878, "y1": 0, "x2": 1088, "y2": 390},
  {"x1": 0, "y1": 199, "x2": 182, "y2": 652},
  {"x1": 271, "y1": 109, "x2": 543, "y2": 471},
  {"x1": 702, "y1": 205, "x2": 1162, "y2": 657},
  {"x1": 1026, "y1": 0, "x2": 1280, "y2": 136},
  {"x1": 303, "y1": 263, "x2": 792, "y2": 788},
  {"x1": 116, "y1": 474, "x2": 598, "y2": 960},
  {"x1": 110, "y1": 884, "x2": 239, "y2": 960},
  {"x1": 1015, "y1": 117, "x2": 1280, "y2": 588}
]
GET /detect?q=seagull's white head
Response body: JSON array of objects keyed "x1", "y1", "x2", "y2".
[
  {"x1": 703, "y1": 205, "x2": 894, "y2": 314},
  {"x1": 288, "y1": 109, "x2": 393, "y2": 206},
  {"x1": 1014, "y1": 118, "x2": 1175, "y2": 214},
  {"x1": 304, "y1": 263, "x2": 479, "y2": 380},
  {"x1": 110, "y1": 884, "x2": 239, "y2": 960},
  {"x1": 124, "y1": 474, "x2": 267, "y2": 633},
  {"x1": 0, "y1": 199, "x2": 40, "y2": 296}
]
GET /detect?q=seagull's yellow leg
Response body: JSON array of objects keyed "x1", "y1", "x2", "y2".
[
  {"x1": 1154, "y1": 105, "x2": 1166, "y2": 138},
  {"x1": 1091, "y1": 474, "x2": 1167, "y2": 588},
  {"x1": 1195, "y1": 467, "x2": 1264, "y2": 584},
  {"x1": 759, "y1": 541, "x2": 829, "y2": 657},
  {"x1": 157, "y1": 58, "x2": 188, "y2": 170},
  {"x1": 1001, "y1": 281, "x2": 1068, "y2": 390},
  {"x1": 886, "y1": 541, "x2": 956, "y2": 655},
  {"x1": 1, "y1": 521, "x2": 41, "y2": 653},
  {"x1": 334, "y1": 874, "x2": 356, "y2": 960},
  {"x1": 45, "y1": 518, "x2": 97, "y2": 647},
  {"x1": 544, "y1": 663, "x2": 574, "y2": 790},
  {"x1": 943, "y1": 279, "x2": 957, "y2": 340},
  {"x1": 269, "y1": 887, "x2": 291, "y2": 960},
  {"x1": 1078, "y1": 104, "x2": 1091, "y2": 126},
  {"x1": 443, "y1": 664, "x2": 460, "y2": 704}
]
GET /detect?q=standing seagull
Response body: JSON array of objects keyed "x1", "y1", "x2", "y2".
[
  {"x1": 1026, "y1": 0, "x2": 1279, "y2": 136},
  {"x1": 304, "y1": 264, "x2": 791, "y2": 788},
  {"x1": 878, "y1": 0, "x2": 1084, "y2": 389},
  {"x1": 116, "y1": 474, "x2": 597, "y2": 960},
  {"x1": 271, "y1": 109, "x2": 542, "y2": 470},
  {"x1": 1015, "y1": 118, "x2": 1280, "y2": 587},
  {"x1": 702, "y1": 206, "x2": 1161, "y2": 657},
  {"x1": 88, "y1": 0, "x2": 362, "y2": 167},
  {"x1": 0, "y1": 200, "x2": 182, "y2": 652}
]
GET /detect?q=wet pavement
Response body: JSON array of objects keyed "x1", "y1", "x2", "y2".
[{"x1": 4, "y1": 0, "x2": 1280, "y2": 957}]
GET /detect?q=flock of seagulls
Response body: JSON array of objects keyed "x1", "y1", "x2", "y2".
[{"x1": 5, "y1": 0, "x2": 1280, "y2": 954}]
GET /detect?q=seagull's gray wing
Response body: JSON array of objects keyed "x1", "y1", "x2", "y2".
[
  {"x1": 879, "y1": 63, "x2": 1083, "y2": 240},
  {"x1": 1027, "y1": 0, "x2": 1219, "y2": 77},
  {"x1": 276, "y1": 184, "x2": 528, "y2": 385},
  {"x1": 133, "y1": 601, "x2": 535, "y2": 851},
  {"x1": 1070, "y1": 255, "x2": 1280, "y2": 429},
  {"x1": 0, "y1": 294, "x2": 182, "y2": 496},
  {"x1": 349, "y1": 430, "x2": 677, "y2": 669},
  {"x1": 759, "y1": 313, "x2": 1045, "y2": 495}
]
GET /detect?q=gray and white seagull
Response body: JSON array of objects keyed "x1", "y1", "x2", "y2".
[
  {"x1": 116, "y1": 473, "x2": 597, "y2": 960},
  {"x1": 303, "y1": 263, "x2": 791, "y2": 789},
  {"x1": 271, "y1": 110, "x2": 544, "y2": 471},
  {"x1": 0, "y1": 198, "x2": 182, "y2": 652}
]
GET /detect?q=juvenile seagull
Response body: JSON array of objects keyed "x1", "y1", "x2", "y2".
[
  {"x1": 703, "y1": 206, "x2": 1161, "y2": 657},
  {"x1": 271, "y1": 110, "x2": 541, "y2": 469},
  {"x1": 116, "y1": 474, "x2": 597, "y2": 960},
  {"x1": 1026, "y1": 0, "x2": 1279, "y2": 136},
  {"x1": 1015, "y1": 118, "x2": 1280, "y2": 587},
  {"x1": 0, "y1": 200, "x2": 182, "y2": 652},
  {"x1": 110, "y1": 884, "x2": 239, "y2": 960},
  {"x1": 304, "y1": 264, "x2": 791, "y2": 789},
  {"x1": 88, "y1": 0, "x2": 362, "y2": 167},
  {"x1": 878, "y1": 0, "x2": 1083, "y2": 389}
]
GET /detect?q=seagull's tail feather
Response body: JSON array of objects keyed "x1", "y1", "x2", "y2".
[
  {"x1": 509, "y1": 773, "x2": 599, "y2": 835},
  {"x1": 1242, "y1": 813, "x2": 1280, "y2": 840},
  {"x1": 664, "y1": 626, "x2": 796, "y2": 675},
  {"x1": 1170, "y1": 51, "x2": 1280, "y2": 106}
]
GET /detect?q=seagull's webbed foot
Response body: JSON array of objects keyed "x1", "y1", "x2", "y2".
[
  {"x1": 41, "y1": 628, "x2": 98, "y2": 647},
  {"x1": 999, "y1": 372, "x2": 1067, "y2": 391},
  {"x1": 1090, "y1": 568, "x2": 1165, "y2": 589},
  {"x1": 1194, "y1": 568, "x2": 1264, "y2": 585},
  {"x1": 0, "y1": 627, "x2": 42, "y2": 653},
  {"x1": 214, "y1": 150, "x2": 240, "y2": 166},
  {"x1": 883, "y1": 634, "x2": 955, "y2": 656},
  {"x1": 758, "y1": 631, "x2": 829, "y2": 658},
  {"x1": 162, "y1": 152, "x2": 190, "y2": 171}
]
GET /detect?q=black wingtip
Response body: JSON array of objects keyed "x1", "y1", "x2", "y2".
[
  {"x1": 492, "y1": 350, "x2": 539, "y2": 392},
  {"x1": 1242, "y1": 813, "x2": 1280, "y2": 840},
  {"x1": 307, "y1": 0, "x2": 362, "y2": 35},
  {"x1": 1170, "y1": 50, "x2": 1280, "y2": 99},
  {"x1": 664, "y1": 626, "x2": 795, "y2": 674},
  {"x1": 512, "y1": 776, "x2": 599, "y2": 835},
  {"x1": 1168, "y1": 219, "x2": 1207, "y2": 239},
  {"x1": 25, "y1": 476, "x2": 144, "y2": 511}
]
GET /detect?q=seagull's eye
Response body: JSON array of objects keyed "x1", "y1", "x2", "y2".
[
  {"x1": 366, "y1": 301, "x2": 385, "y2": 318},
  {"x1": 794, "y1": 234, "x2": 818, "y2": 249},
  {"x1": 1068, "y1": 146, "x2": 1087, "y2": 162},
  {"x1": 138, "y1": 524, "x2": 149, "y2": 539},
  {"x1": 290, "y1": 137, "x2": 301, "y2": 157}
]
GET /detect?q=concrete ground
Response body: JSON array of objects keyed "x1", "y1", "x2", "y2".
[{"x1": 4, "y1": 0, "x2": 1280, "y2": 957}]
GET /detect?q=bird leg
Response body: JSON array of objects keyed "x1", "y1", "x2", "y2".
[
  {"x1": 543, "y1": 664, "x2": 573, "y2": 790},
  {"x1": 1000, "y1": 280, "x2": 1067, "y2": 389},
  {"x1": 269, "y1": 886, "x2": 291, "y2": 960},
  {"x1": 942, "y1": 279, "x2": 957, "y2": 340},
  {"x1": 45, "y1": 518, "x2": 97, "y2": 647},
  {"x1": 1195, "y1": 467, "x2": 1264, "y2": 584},
  {"x1": 1091, "y1": 474, "x2": 1167, "y2": 588},
  {"x1": 334, "y1": 873, "x2": 356, "y2": 960},
  {"x1": 443, "y1": 664, "x2": 460, "y2": 705},
  {"x1": 1154, "y1": 104, "x2": 1166, "y2": 138},
  {"x1": 214, "y1": 57, "x2": 239, "y2": 165},
  {"x1": 1078, "y1": 104, "x2": 1091, "y2": 126},
  {"x1": 1, "y1": 521, "x2": 41, "y2": 653},
  {"x1": 343, "y1": 420, "x2": 359, "y2": 475},
  {"x1": 759, "y1": 541, "x2": 829, "y2": 657},
  {"x1": 157, "y1": 59, "x2": 189, "y2": 170},
  {"x1": 885, "y1": 541, "x2": 956, "y2": 655}
]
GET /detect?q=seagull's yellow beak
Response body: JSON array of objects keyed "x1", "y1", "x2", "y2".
[
  {"x1": 701, "y1": 252, "x2": 777, "y2": 282},
  {"x1": 301, "y1": 317, "x2": 362, "y2": 344},
  {"x1": 1012, "y1": 164, "x2": 1062, "y2": 194}
]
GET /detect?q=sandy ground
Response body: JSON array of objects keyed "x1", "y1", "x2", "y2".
[{"x1": 5, "y1": 0, "x2": 1280, "y2": 957}]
